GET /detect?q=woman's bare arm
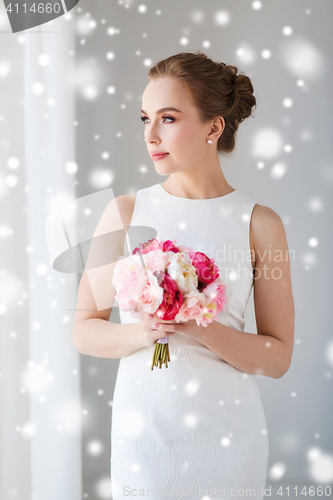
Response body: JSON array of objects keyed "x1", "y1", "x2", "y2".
[
  {"x1": 154, "y1": 204, "x2": 295, "y2": 378},
  {"x1": 251, "y1": 204, "x2": 295, "y2": 374},
  {"x1": 72, "y1": 193, "x2": 145, "y2": 358},
  {"x1": 199, "y1": 204, "x2": 295, "y2": 378}
]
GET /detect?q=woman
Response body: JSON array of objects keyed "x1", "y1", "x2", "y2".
[{"x1": 73, "y1": 51, "x2": 295, "y2": 499}]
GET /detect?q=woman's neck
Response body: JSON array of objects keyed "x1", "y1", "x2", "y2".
[{"x1": 161, "y1": 172, "x2": 234, "y2": 200}]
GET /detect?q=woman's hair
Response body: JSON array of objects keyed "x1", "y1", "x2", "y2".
[{"x1": 147, "y1": 50, "x2": 256, "y2": 155}]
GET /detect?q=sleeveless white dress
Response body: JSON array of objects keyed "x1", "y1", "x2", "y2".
[{"x1": 110, "y1": 183, "x2": 269, "y2": 499}]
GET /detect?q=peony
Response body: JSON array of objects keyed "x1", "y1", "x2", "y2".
[
  {"x1": 156, "y1": 272, "x2": 183, "y2": 321},
  {"x1": 112, "y1": 254, "x2": 142, "y2": 290},
  {"x1": 201, "y1": 300, "x2": 218, "y2": 327},
  {"x1": 142, "y1": 249, "x2": 166, "y2": 274},
  {"x1": 112, "y1": 237, "x2": 229, "y2": 370},
  {"x1": 166, "y1": 251, "x2": 198, "y2": 294},
  {"x1": 133, "y1": 238, "x2": 162, "y2": 255},
  {"x1": 133, "y1": 238, "x2": 180, "y2": 256},
  {"x1": 177, "y1": 244, "x2": 195, "y2": 255},
  {"x1": 202, "y1": 280, "x2": 227, "y2": 315},
  {"x1": 114, "y1": 267, "x2": 142, "y2": 311},
  {"x1": 161, "y1": 239, "x2": 180, "y2": 253},
  {"x1": 191, "y1": 252, "x2": 220, "y2": 285},
  {"x1": 174, "y1": 290, "x2": 206, "y2": 325}
]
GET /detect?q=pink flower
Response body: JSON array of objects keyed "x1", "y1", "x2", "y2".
[
  {"x1": 115, "y1": 268, "x2": 163, "y2": 316},
  {"x1": 133, "y1": 238, "x2": 162, "y2": 255},
  {"x1": 202, "y1": 280, "x2": 227, "y2": 314},
  {"x1": 161, "y1": 240, "x2": 180, "y2": 253},
  {"x1": 133, "y1": 238, "x2": 179, "y2": 256},
  {"x1": 177, "y1": 244, "x2": 195, "y2": 255},
  {"x1": 200, "y1": 302, "x2": 218, "y2": 327},
  {"x1": 135, "y1": 269, "x2": 164, "y2": 313},
  {"x1": 112, "y1": 255, "x2": 141, "y2": 290},
  {"x1": 156, "y1": 272, "x2": 183, "y2": 321},
  {"x1": 113, "y1": 238, "x2": 228, "y2": 330},
  {"x1": 174, "y1": 291, "x2": 205, "y2": 325},
  {"x1": 175, "y1": 281, "x2": 227, "y2": 327},
  {"x1": 114, "y1": 268, "x2": 142, "y2": 311},
  {"x1": 143, "y1": 250, "x2": 166, "y2": 274},
  {"x1": 191, "y1": 252, "x2": 220, "y2": 285}
]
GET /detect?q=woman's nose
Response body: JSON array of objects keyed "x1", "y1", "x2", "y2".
[
  {"x1": 145, "y1": 124, "x2": 160, "y2": 144},
  {"x1": 146, "y1": 133, "x2": 160, "y2": 145}
]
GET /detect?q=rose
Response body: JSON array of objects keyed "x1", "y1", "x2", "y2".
[
  {"x1": 191, "y1": 252, "x2": 220, "y2": 284},
  {"x1": 115, "y1": 268, "x2": 163, "y2": 318},
  {"x1": 135, "y1": 269, "x2": 164, "y2": 314},
  {"x1": 156, "y1": 272, "x2": 183, "y2": 321}
]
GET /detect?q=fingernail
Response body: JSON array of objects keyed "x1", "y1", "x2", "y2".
[
  {"x1": 148, "y1": 314, "x2": 153, "y2": 319},
  {"x1": 154, "y1": 324, "x2": 159, "y2": 328}
]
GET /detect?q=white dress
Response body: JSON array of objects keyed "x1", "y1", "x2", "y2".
[{"x1": 110, "y1": 183, "x2": 269, "y2": 500}]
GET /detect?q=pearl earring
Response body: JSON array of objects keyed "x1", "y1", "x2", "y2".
[{"x1": 208, "y1": 140, "x2": 213, "y2": 144}]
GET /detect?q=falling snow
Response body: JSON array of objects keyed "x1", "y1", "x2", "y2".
[{"x1": 1, "y1": 1, "x2": 332, "y2": 498}]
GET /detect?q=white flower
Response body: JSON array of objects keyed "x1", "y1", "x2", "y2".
[{"x1": 166, "y1": 251, "x2": 198, "y2": 293}]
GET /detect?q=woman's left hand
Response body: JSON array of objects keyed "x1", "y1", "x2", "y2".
[{"x1": 148, "y1": 314, "x2": 208, "y2": 342}]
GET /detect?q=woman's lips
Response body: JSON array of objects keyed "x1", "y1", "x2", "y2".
[{"x1": 151, "y1": 153, "x2": 169, "y2": 161}]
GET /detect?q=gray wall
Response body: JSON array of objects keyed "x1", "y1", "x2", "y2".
[{"x1": 75, "y1": 0, "x2": 333, "y2": 496}]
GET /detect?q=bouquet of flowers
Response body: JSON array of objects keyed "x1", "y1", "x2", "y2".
[{"x1": 112, "y1": 238, "x2": 227, "y2": 370}]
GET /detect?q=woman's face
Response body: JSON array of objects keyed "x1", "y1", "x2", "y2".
[{"x1": 141, "y1": 77, "x2": 214, "y2": 176}]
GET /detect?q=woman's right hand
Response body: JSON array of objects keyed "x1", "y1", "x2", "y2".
[{"x1": 137, "y1": 312, "x2": 178, "y2": 348}]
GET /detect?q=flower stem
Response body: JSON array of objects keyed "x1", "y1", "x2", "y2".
[{"x1": 151, "y1": 341, "x2": 170, "y2": 370}]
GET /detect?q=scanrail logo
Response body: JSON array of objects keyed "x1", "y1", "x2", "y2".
[{"x1": 3, "y1": 0, "x2": 80, "y2": 33}]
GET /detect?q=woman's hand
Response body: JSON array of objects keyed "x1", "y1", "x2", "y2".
[
  {"x1": 136, "y1": 312, "x2": 180, "y2": 348},
  {"x1": 151, "y1": 317, "x2": 209, "y2": 343}
]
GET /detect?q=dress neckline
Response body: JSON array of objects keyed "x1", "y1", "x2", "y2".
[{"x1": 158, "y1": 183, "x2": 238, "y2": 201}]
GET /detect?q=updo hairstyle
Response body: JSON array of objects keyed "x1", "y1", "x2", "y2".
[{"x1": 147, "y1": 50, "x2": 257, "y2": 155}]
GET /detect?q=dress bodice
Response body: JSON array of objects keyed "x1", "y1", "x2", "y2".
[{"x1": 118, "y1": 182, "x2": 257, "y2": 332}]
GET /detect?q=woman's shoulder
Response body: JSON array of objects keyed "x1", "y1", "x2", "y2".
[
  {"x1": 252, "y1": 203, "x2": 284, "y2": 229},
  {"x1": 251, "y1": 203, "x2": 287, "y2": 254},
  {"x1": 114, "y1": 183, "x2": 159, "y2": 226},
  {"x1": 114, "y1": 192, "x2": 137, "y2": 228}
]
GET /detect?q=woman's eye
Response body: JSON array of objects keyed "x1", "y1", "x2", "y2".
[
  {"x1": 140, "y1": 116, "x2": 174, "y2": 124},
  {"x1": 162, "y1": 116, "x2": 174, "y2": 123}
]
